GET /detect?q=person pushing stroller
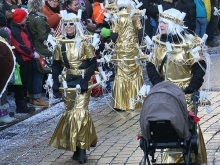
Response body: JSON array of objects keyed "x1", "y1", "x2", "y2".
[{"x1": 145, "y1": 8, "x2": 208, "y2": 164}]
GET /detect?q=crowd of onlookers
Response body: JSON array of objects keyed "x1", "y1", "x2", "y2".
[{"x1": 0, "y1": 0, "x2": 220, "y2": 125}]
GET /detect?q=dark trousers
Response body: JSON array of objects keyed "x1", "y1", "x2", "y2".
[
  {"x1": 13, "y1": 61, "x2": 29, "y2": 101},
  {"x1": 206, "y1": 6, "x2": 219, "y2": 42}
]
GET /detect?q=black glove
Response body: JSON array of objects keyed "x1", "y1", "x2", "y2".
[
  {"x1": 110, "y1": 32, "x2": 118, "y2": 43},
  {"x1": 52, "y1": 83, "x2": 59, "y2": 92},
  {"x1": 146, "y1": 62, "x2": 162, "y2": 86},
  {"x1": 80, "y1": 79, "x2": 88, "y2": 94},
  {"x1": 183, "y1": 86, "x2": 195, "y2": 94}
]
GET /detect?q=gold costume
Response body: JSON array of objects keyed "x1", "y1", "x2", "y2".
[
  {"x1": 111, "y1": 8, "x2": 144, "y2": 110},
  {"x1": 151, "y1": 34, "x2": 207, "y2": 164},
  {"x1": 49, "y1": 37, "x2": 98, "y2": 152}
]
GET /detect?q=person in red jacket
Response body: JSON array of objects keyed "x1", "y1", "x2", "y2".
[{"x1": 10, "y1": 8, "x2": 37, "y2": 113}]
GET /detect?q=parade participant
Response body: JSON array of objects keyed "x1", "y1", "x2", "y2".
[
  {"x1": 146, "y1": 8, "x2": 207, "y2": 164},
  {"x1": 49, "y1": 11, "x2": 98, "y2": 164},
  {"x1": 0, "y1": 30, "x2": 16, "y2": 125},
  {"x1": 109, "y1": 0, "x2": 144, "y2": 111}
]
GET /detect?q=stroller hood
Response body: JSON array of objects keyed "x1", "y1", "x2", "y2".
[{"x1": 140, "y1": 81, "x2": 191, "y2": 140}]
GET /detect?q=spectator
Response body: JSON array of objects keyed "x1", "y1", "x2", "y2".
[
  {"x1": 0, "y1": 0, "x2": 22, "y2": 29},
  {"x1": 194, "y1": 0, "x2": 211, "y2": 38},
  {"x1": 175, "y1": 0, "x2": 196, "y2": 32},
  {"x1": 10, "y1": 8, "x2": 36, "y2": 113},
  {"x1": 0, "y1": 12, "x2": 11, "y2": 37},
  {"x1": 92, "y1": 0, "x2": 108, "y2": 29},
  {"x1": 64, "y1": 0, "x2": 92, "y2": 27},
  {"x1": 139, "y1": 0, "x2": 161, "y2": 38},
  {"x1": 162, "y1": 0, "x2": 174, "y2": 10},
  {"x1": 206, "y1": 0, "x2": 219, "y2": 47},
  {"x1": 26, "y1": 0, "x2": 51, "y2": 107},
  {"x1": 43, "y1": 0, "x2": 62, "y2": 37}
]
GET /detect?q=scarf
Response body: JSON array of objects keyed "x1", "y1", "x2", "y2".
[{"x1": 45, "y1": 1, "x2": 60, "y2": 14}]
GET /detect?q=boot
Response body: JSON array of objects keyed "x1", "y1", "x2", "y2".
[
  {"x1": 0, "y1": 103, "x2": 16, "y2": 123},
  {"x1": 72, "y1": 146, "x2": 80, "y2": 160},
  {"x1": 16, "y1": 99, "x2": 36, "y2": 114},
  {"x1": 207, "y1": 41, "x2": 219, "y2": 47},
  {"x1": 33, "y1": 98, "x2": 49, "y2": 108},
  {"x1": 78, "y1": 148, "x2": 87, "y2": 164}
]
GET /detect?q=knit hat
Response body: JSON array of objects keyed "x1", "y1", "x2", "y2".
[
  {"x1": 12, "y1": 8, "x2": 27, "y2": 23},
  {"x1": 101, "y1": 27, "x2": 110, "y2": 38},
  {"x1": 0, "y1": 13, "x2": 7, "y2": 27}
]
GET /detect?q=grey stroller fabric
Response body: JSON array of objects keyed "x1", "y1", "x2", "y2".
[{"x1": 140, "y1": 81, "x2": 191, "y2": 141}]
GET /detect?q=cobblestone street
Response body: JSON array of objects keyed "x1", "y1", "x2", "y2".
[{"x1": 1, "y1": 49, "x2": 220, "y2": 165}]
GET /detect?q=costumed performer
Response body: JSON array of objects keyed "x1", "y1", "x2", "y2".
[
  {"x1": 146, "y1": 8, "x2": 207, "y2": 164},
  {"x1": 49, "y1": 11, "x2": 98, "y2": 164},
  {"x1": 109, "y1": 0, "x2": 144, "y2": 111}
]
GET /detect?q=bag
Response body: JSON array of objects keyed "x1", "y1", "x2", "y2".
[
  {"x1": 35, "y1": 56, "x2": 52, "y2": 73},
  {"x1": 14, "y1": 63, "x2": 22, "y2": 85},
  {"x1": 86, "y1": 23, "x2": 97, "y2": 32},
  {"x1": 66, "y1": 74, "x2": 82, "y2": 88}
]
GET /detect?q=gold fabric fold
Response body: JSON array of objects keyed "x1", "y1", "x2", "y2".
[
  {"x1": 49, "y1": 88, "x2": 97, "y2": 152},
  {"x1": 112, "y1": 65, "x2": 143, "y2": 110}
]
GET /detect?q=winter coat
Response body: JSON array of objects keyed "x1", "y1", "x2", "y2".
[
  {"x1": 0, "y1": 0, "x2": 20, "y2": 28},
  {"x1": 10, "y1": 21, "x2": 35, "y2": 63},
  {"x1": 26, "y1": 11, "x2": 52, "y2": 57},
  {"x1": 194, "y1": 0, "x2": 211, "y2": 22},
  {"x1": 175, "y1": 0, "x2": 196, "y2": 31},
  {"x1": 162, "y1": 1, "x2": 174, "y2": 10},
  {"x1": 92, "y1": 2, "x2": 107, "y2": 24},
  {"x1": 43, "y1": 4, "x2": 62, "y2": 31}
]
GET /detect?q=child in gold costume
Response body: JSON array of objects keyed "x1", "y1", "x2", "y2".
[
  {"x1": 109, "y1": 0, "x2": 144, "y2": 111},
  {"x1": 146, "y1": 8, "x2": 208, "y2": 165},
  {"x1": 49, "y1": 12, "x2": 98, "y2": 164}
]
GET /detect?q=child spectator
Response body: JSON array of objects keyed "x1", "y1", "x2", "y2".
[{"x1": 10, "y1": 8, "x2": 36, "y2": 113}]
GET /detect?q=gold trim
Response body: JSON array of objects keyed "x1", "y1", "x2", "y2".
[{"x1": 159, "y1": 13, "x2": 184, "y2": 26}]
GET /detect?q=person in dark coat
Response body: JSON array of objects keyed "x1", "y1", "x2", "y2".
[
  {"x1": 10, "y1": 8, "x2": 37, "y2": 113},
  {"x1": 175, "y1": 0, "x2": 196, "y2": 32}
]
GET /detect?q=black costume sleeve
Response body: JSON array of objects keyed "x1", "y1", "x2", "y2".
[
  {"x1": 80, "y1": 57, "x2": 97, "y2": 93},
  {"x1": 187, "y1": 60, "x2": 206, "y2": 91},
  {"x1": 146, "y1": 62, "x2": 162, "y2": 85},
  {"x1": 52, "y1": 60, "x2": 62, "y2": 91},
  {"x1": 138, "y1": 28, "x2": 143, "y2": 45}
]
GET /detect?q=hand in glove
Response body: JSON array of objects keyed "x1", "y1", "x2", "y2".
[
  {"x1": 183, "y1": 86, "x2": 195, "y2": 94},
  {"x1": 52, "y1": 83, "x2": 59, "y2": 92},
  {"x1": 80, "y1": 79, "x2": 88, "y2": 94}
]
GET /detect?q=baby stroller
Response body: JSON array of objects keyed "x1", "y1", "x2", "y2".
[{"x1": 140, "y1": 82, "x2": 199, "y2": 165}]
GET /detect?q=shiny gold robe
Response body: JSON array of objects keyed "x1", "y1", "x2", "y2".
[
  {"x1": 112, "y1": 8, "x2": 144, "y2": 110},
  {"x1": 151, "y1": 34, "x2": 207, "y2": 164},
  {"x1": 49, "y1": 37, "x2": 98, "y2": 152}
]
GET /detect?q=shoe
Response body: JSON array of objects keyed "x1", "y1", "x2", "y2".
[
  {"x1": 78, "y1": 148, "x2": 87, "y2": 164},
  {"x1": 33, "y1": 98, "x2": 49, "y2": 108},
  {"x1": 0, "y1": 122, "x2": 6, "y2": 127},
  {"x1": 0, "y1": 114, "x2": 16, "y2": 123},
  {"x1": 72, "y1": 147, "x2": 80, "y2": 160},
  {"x1": 207, "y1": 41, "x2": 219, "y2": 47},
  {"x1": 16, "y1": 99, "x2": 36, "y2": 114},
  {"x1": 29, "y1": 98, "x2": 33, "y2": 104}
]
